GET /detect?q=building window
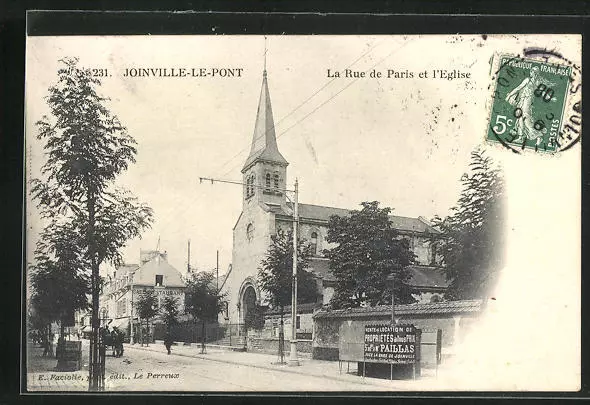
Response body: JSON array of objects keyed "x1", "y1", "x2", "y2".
[
  {"x1": 155, "y1": 274, "x2": 163, "y2": 287},
  {"x1": 246, "y1": 223, "x2": 254, "y2": 241},
  {"x1": 265, "y1": 173, "x2": 271, "y2": 192},
  {"x1": 296, "y1": 315, "x2": 301, "y2": 329},
  {"x1": 246, "y1": 174, "x2": 256, "y2": 198},
  {"x1": 310, "y1": 232, "x2": 318, "y2": 255},
  {"x1": 273, "y1": 172, "x2": 280, "y2": 189}
]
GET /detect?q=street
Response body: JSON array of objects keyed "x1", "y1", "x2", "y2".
[{"x1": 27, "y1": 340, "x2": 411, "y2": 392}]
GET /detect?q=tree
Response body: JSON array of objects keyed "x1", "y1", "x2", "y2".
[
  {"x1": 29, "y1": 217, "x2": 90, "y2": 363},
  {"x1": 432, "y1": 149, "x2": 505, "y2": 300},
  {"x1": 257, "y1": 228, "x2": 319, "y2": 355},
  {"x1": 184, "y1": 271, "x2": 226, "y2": 354},
  {"x1": 135, "y1": 290, "x2": 158, "y2": 346},
  {"x1": 159, "y1": 296, "x2": 180, "y2": 334},
  {"x1": 325, "y1": 201, "x2": 415, "y2": 309},
  {"x1": 31, "y1": 57, "x2": 153, "y2": 390}
]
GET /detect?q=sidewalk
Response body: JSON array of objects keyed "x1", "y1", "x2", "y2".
[
  {"x1": 26, "y1": 341, "x2": 89, "y2": 392},
  {"x1": 125, "y1": 342, "x2": 432, "y2": 389}
]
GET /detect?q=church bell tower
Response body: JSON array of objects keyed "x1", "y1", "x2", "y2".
[{"x1": 241, "y1": 69, "x2": 288, "y2": 210}]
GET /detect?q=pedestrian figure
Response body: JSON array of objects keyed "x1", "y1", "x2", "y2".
[{"x1": 164, "y1": 332, "x2": 173, "y2": 355}]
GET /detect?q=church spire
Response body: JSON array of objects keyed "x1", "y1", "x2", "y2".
[{"x1": 242, "y1": 65, "x2": 288, "y2": 172}]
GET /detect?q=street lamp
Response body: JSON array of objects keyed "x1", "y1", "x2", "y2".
[
  {"x1": 386, "y1": 273, "x2": 396, "y2": 325},
  {"x1": 199, "y1": 176, "x2": 301, "y2": 366}
]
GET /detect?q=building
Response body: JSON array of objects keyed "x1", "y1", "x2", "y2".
[
  {"x1": 221, "y1": 69, "x2": 448, "y2": 331},
  {"x1": 78, "y1": 249, "x2": 186, "y2": 337}
]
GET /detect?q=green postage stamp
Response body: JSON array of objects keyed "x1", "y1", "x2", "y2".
[{"x1": 487, "y1": 55, "x2": 573, "y2": 153}]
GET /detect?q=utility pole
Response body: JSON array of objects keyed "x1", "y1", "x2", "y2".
[
  {"x1": 289, "y1": 178, "x2": 299, "y2": 366},
  {"x1": 216, "y1": 250, "x2": 219, "y2": 293},
  {"x1": 129, "y1": 271, "x2": 135, "y2": 344},
  {"x1": 188, "y1": 239, "x2": 191, "y2": 274}
]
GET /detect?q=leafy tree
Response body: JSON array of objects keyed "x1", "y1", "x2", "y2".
[
  {"x1": 31, "y1": 57, "x2": 153, "y2": 389},
  {"x1": 159, "y1": 296, "x2": 180, "y2": 334},
  {"x1": 432, "y1": 149, "x2": 505, "y2": 300},
  {"x1": 258, "y1": 228, "x2": 319, "y2": 319},
  {"x1": 257, "y1": 228, "x2": 319, "y2": 355},
  {"x1": 184, "y1": 271, "x2": 226, "y2": 353},
  {"x1": 29, "y1": 217, "x2": 90, "y2": 362},
  {"x1": 244, "y1": 304, "x2": 266, "y2": 332},
  {"x1": 135, "y1": 290, "x2": 158, "y2": 346},
  {"x1": 325, "y1": 201, "x2": 415, "y2": 309}
]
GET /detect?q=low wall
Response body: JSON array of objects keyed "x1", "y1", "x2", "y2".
[
  {"x1": 312, "y1": 300, "x2": 483, "y2": 361},
  {"x1": 248, "y1": 337, "x2": 312, "y2": 356}
]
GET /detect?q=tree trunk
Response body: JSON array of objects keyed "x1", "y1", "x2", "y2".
[
  {"x1": 279, "y1": 307, "x2": 284, "y2": 362},
  {"x1": 87, "y1": 185, "x2": 101, "y2": 391}
]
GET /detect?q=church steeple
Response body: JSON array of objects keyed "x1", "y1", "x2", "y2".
[{"x1": 242, "y1": 70, "x2": 288, "y2": 173}]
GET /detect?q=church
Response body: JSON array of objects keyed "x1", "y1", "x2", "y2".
[{"x1": 220, "y1": 68, "x2": 448, "y2": 329}]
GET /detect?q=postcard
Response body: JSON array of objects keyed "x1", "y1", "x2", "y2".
[{"x1": 24, "y1": 29, "x2": 581, "y2": 392}]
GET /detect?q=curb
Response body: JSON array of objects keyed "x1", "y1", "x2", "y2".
[{"x1": 125, "y1": 344, "x2": 391, "y2": 389}]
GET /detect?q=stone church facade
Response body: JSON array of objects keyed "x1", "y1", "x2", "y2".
[{"x1": 221, "y1": 69, "x2": 447, "y2": 327}]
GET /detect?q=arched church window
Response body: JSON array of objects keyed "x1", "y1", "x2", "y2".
[
  {"x1": 310, "y1": 232, "x2": 318, "y2": 255},
  {"x1": 246, "y1": 223, "x2": 254, "y2": 241},
  {"x1": 265, "y1": 173, "x2": 271, "y2": 192},
  {"x1": 273, "y1": 173, "x2": 280, "y2": 190}
]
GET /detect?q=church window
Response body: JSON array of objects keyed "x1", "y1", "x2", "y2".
[
  {"x1": 273, "y1": 172, "x2": 280, "y2": 189},
  {"x1": 246, "y1": 223, "x2": 254, "y2": 241},
  {"x1": 310, "y1": 232, "x2": 318, "y2": 255},
  {"x1": 246, "y1": 174, "x2": 256, "y2": 198},
  {"x1": 265, "y1": 173, "x2": 271, "y2": 192}
]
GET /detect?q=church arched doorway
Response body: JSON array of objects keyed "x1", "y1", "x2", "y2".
[{"x1": 241, "y1": 285, "x2": 257, "y2": 325}]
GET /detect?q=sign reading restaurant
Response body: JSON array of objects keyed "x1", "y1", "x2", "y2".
[{"x1": 364, "y1": 324, "x2": 418, "y2": 365}]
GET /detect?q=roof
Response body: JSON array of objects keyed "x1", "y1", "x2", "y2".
[
  {"x1": 242, "y1": 71, "x2": 288, "y2": 171},
  {"x1": 308, "y1": 260, "x2": 448, "y2": 290},
  {"x1": 279, "y1": 203, "x2": 439, "y2": 234},
  {"x1": 313, "y1": 299, "x2": 482, "y2": 319},
  {"x1": 133, "y1": 254, "x2": 186, "y2": 288},
  {"x1": 407, "y1": 265, "x2": 449, "y2": 289}
]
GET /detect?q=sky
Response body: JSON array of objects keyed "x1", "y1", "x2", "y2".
[
  {"x1": 25, "y1": 34, "x2": 577, "y2": 275},
  {"x1": 25, "y1": 34, "x2": 581, "y2": 390}
]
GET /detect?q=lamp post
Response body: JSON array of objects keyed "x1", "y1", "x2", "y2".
[
  {"x1": 199, "y1": 176, "x2": 300, "y2": 365},
  {"x1": 386, "y1": 273, "x2": 396, "y2": 325}
]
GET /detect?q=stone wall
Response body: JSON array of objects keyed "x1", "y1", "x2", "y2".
[{"x1": 248, "y1": 336, "x2": 313, "y2": 356}]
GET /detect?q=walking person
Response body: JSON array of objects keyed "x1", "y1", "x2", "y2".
[{"x1": 164, "y1": 332, "x2": 173, "y2": 355}]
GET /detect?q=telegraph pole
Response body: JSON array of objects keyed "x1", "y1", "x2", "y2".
[
  {"x1": 188, "y1": 239, "x2": 191, "y2": 274},
  {"x1": 216, "y1": 250, "x2": 219, "y2": 292},
  {"x1": 289, "y1": 178, "x2": 300, "y2": 366}
]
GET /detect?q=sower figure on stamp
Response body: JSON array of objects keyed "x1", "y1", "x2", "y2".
[{"x1": 505, "y1": 66, "x2": 555, "y2": 145}]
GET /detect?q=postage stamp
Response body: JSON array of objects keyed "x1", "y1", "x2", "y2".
[{"x1": 486, "y1": 55, "x2": 573, "y2": 153}]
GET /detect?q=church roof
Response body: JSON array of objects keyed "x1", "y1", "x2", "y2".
[
  {"x1": 281, "y1": 202, "x2": 440, "y2": 234},
  {"x1": 242, "y1": 71, "x2": 288, "y2": 172},
  {"x1": 308, "y1": 259, "x2": 448, "y2": 290}
]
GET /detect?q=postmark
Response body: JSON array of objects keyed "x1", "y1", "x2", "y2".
[{"x1": 486, "y1": 55, "x2": 576, "y2": 153}]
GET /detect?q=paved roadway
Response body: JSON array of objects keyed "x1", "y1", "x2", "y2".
[
  {"x1": 27, "y1": 341, "x2": 396, "y2": 392},
  {"x1": 104, "y1": 345, "x2": 387, "y2": 391}
]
